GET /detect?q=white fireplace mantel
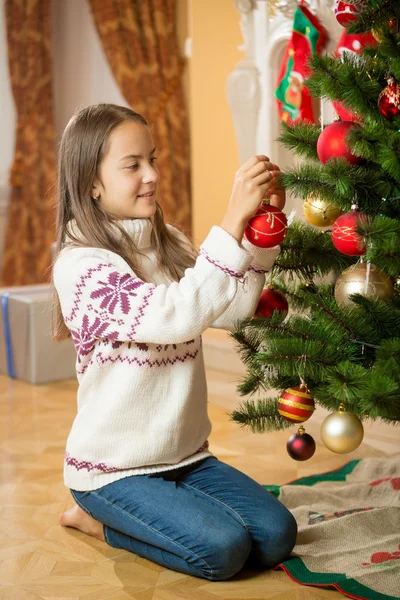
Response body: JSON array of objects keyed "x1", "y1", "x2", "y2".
[{"x1": 227, "y1": 0, "x2": 340, "y2": 166}]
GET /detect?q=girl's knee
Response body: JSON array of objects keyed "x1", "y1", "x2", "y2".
[
  {"x1": 196, "y1": 526, "x2": 252, "y2": 581},
  {"x1": 257, "y1": 508, "x2": 298, "y2": 568}
]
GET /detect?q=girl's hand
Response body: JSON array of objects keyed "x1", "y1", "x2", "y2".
[
  {"x1": 220, "y1": 155, "x2": 277, "y2": 242},
  {"x1": 263, "y1": 164, "x2": 286, "y2": 211}
]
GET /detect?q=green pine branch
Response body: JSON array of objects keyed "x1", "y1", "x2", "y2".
[
  {"x1": 347, "y1": 0, "x2": 400, "y2": 36},
  {"x1": 272, "y1": 221, "x2": 354, "y2": 279},
  {"x1": 230, "y1": 0, "x2": 400, "y2": 434},
  {"x1": 230, "y1": 398, "x2": 293, "y2": 433},
  {"x1": 307, "y1": 54, "x2": 383, "y2": 121},
  {"x1": 277, "y1": 121, "x2": 320, "y2": 161}
]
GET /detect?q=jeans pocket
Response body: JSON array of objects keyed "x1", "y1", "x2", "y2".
[{"x1": 70, "y1": 489, "x2": 95, "y2": 519}]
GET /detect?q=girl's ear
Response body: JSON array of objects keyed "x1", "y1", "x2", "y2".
[{"x1": 91, "y1": 180, "x2": 101, "y2": 201}]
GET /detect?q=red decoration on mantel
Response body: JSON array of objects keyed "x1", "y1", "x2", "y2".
[{"x1": 334, "y1": 0, "x2": 361, "y2": 28}]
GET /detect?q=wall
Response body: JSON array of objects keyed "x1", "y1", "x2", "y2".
[{"x1": 189, "y1": 0, "x2": 243, "y2": 246}]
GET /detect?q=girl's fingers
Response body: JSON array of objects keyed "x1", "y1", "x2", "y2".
[
  {"x1": 270, "y1": 163, "x2": 281, "y2": 171},
  {"x1": 241, "y1": 155, "x2": 270, "y2": 173},
  {"x1": 246, "y1": 160, "x2": 274, "y2": 179},
  {"x1": 266, "y1": 189, "x2": 286, "y2": 210},
  {"x1": 253, "y1": 170, "x2": 274, "y2": 188}
]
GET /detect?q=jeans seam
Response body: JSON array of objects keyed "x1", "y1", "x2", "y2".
[
  {"x1": 89, "y1": 490, "x2": 213, "y2": 577},
  {"x1": 180, "y1": 482, "x2": 248, "y2": 531},
  {"x1": 71, "y1": 490, "x2": 94, "y2": 518}
]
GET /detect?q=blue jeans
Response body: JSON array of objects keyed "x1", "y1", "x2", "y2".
[{"x1": 71, "y1": 456, "x2": 297, "y2": 581}]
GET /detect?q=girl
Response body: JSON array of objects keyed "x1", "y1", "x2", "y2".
[{"x1": 53, "y1": 103, "x2": 297, "y2": 581}]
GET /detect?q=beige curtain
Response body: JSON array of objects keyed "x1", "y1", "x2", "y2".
[
  {"x1": 3, "y1": 0, "x2": 56, "y2": 285},
  {"x1": 88, "y1": 0, "x2": 191, "y2": 234}
]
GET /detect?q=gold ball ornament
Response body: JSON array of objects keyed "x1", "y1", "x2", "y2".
[
  {"x1": 321, "y1": 404, "x2": 364, "y2": 454},
  {"x1": 303, "y1": 198, "x2": 342, "y2": 227},
  {"x1": 334, "y1": 262, "x2": 394, "y2": 307}
]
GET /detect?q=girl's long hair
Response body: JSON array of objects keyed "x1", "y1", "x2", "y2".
[{"x1": 53, "y1": 103, "x2": 197, "y2": 342}]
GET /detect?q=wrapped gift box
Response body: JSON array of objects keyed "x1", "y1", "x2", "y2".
[{"x1": 0, "y1": 284, "x2": 77, "y2": 384}]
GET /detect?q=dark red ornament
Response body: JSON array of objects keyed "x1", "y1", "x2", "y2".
[
  {"x1": 255, "y1": 288, "x2": 289, "y2": 319},
  {"x1": 378, "y1": 78, "x2": 400, "y2": 121},
  {"x1": 334, "y1": 0, "x2": 360, "y2": 28},
  {"x1": 331, "y1": 205, "x2": 367, "y2": 256},
  {"x1": 286, "y1": 426, "x2": 316, "y2": 461},
  {"x1": 317, "y1": 121, "x2": 362, "y2": 166},
  {"x1": 245, "y1": 204, "x2": 287, "y2": 248}
]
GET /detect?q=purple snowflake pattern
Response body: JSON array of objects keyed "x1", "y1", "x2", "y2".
[
  {"x1": 71, "y1": 314, "x2": 116, "y2": 362},
  {"x1": 90, "y1": 272, "x2": 145, "y2": 315}
]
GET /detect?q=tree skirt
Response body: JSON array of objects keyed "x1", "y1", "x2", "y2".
[{"x1": 265, "y1": 456, "x2": 400, "y2": 600}]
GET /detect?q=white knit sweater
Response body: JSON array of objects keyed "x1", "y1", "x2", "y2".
[{"x1": 53, "y1": 219, "x2": 279, "y2": 491}]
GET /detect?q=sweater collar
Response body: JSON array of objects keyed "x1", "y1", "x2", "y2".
[{"x1": 66, "y1": 218, "x2": 154, "y2": 250}]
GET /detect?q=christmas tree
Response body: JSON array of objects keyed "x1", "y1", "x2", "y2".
[{"x1": 230, "y1": 0, "x2": 400, "y2": 460}]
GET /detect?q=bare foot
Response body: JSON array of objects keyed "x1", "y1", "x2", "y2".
[{"x1": 59, "y1": 504, "x2": 105, "y2": 541}]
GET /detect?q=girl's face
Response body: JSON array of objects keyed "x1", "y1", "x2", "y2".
[{"x1": 93, "y1": 120, "x2": 159, "y2": 220}]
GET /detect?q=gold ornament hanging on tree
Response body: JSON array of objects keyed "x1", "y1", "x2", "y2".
[
  {"x1": 321, "y1": 404, "x2": 364, "y2": 454},
  {"x1": 334, "y1": 262, "x2": 394, "y2": 307},
  {"x1": 303, "y1": 198, "x2": 342, "y2": 227}
]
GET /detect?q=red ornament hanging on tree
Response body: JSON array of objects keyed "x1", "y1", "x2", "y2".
[
  {"x1": 317, "y1": 121, "x2": 362, "y2": 165},
  {"x1": 378, "y1": 78, "x2": 400, "y2": 121},
  {"x1": 334, "y1": 0, "x2": 360, "y2": 28},
  {"x1": 245, "y1": 204, "x2": 287, "y2": 248},
  {"x1": 278, "y1": 384, "x2": 315, "y2": 423},
  {"x1": 331, "y1": 205, "x2": 368, "y2": 256},
  {"x1": 287, "y1": 426, "x2": 316, "y2": 461},
  {"x1": 255, "y1": 288, "x2": 289, "y2": 319}
]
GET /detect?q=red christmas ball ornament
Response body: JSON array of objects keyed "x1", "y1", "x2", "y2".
[
  {"x1": 334, "y1": 0, "x2": 360, "y2": 28},
  {"x1": 331, "y1": 205, "x2": 368, "y2": 256},
  {"x1": 255, "y1": 288, "x2": 289, "y2": 319},
  {"x1": 287, "y1": 426, "x2": 316, "y2": 461},
  {"x1": 378, "y1": 78, "x2": 400, "y2": 121},
  {"x1": 317, "y1": 121, "x2": 362, "y2": 165},
  {"x1": 278, "y1": 384, "x2": 315, "y2": 424},
  {"x1": 244, "y1": 204, "x2": 287, "y2": 248}
]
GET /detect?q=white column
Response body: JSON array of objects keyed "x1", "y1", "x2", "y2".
[{"x1": 226, "y1": 0, "x2": 260, "y2": 164}]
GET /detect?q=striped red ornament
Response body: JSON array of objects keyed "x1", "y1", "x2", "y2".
[{"x1": 278, "y1": 385, "x2": 315, "y2": 423}]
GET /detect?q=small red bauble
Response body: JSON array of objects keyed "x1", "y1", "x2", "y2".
[
  {"x1": 317, "y1": 121, "x2": 362, "y2": 165},
  {"x1": 255, "y1": 288, "x2": 289, "y2": 319},
  {"x1": 287, "y1": 426, "x2": 316, "y2": 461},
  {"x1": 278, "y1": 385, "x2": 315, "y2": 423},
  {"x1": 378, "y1": 78, "x2": 400, "y2": 121},
  {"x1": 245, "y1": 204, "x2": 287, "y2": 248},
  {"x1": 334, "y1": 0, "x2": 359, "y2": 28},
  {"x1": 331, "y1": 206, "x2": 367, "y2": 256}
]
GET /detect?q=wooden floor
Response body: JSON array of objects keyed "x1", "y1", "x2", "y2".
[{"x1": 0, "y1": 369, "x2": 389, "y2": 600}]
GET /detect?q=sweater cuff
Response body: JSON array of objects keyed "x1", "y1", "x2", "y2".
[
  {"x1": 200, "y1": 226, "x2": 253, "y2": 279},
  {"x1": 241, "y1": 237, "x2": 280, "y2": 273}
]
